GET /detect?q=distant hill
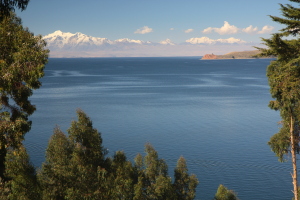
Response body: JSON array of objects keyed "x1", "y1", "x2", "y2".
[{"x1": 202, "y1": 50, "x2": 270, "y2": 59}]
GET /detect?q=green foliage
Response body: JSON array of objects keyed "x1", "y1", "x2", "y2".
[
  {"x1": 38, "y1": 127, "x2": 73, "y2": 199},
  {"x1": 105, "y1": 151, "x2": 135, "y2": 199},
  {"x1": 38, "y1": 111, "x2": 200, "y2": 199},
  {"x1": 68, "y1": 109, "x2": 105, "y2": 167},
  {"x1": 214, "y1": 184, "x2": 238, "y2": 200},
  {"x1": 174, "y1": 156, "x2": 199, "y2": 200},
  {"x1": 0, "y1": 12, "x2": 48, "y2": 177},
  {"x1": 268, "y1": 122, "x2": 291, "y2": 162},
  {"x1": 39, "y1": 110, "x2": 107, "y2": 199},
  {"x1": 256, "y1": 0, "x2": 300, "y2": 165},
  {"x1": 270, "y1": 0, "x2": 300, "y2": 37},
  {"x1": 4, "y1": 145, "x2": 40, "y2": 199},
  {"x1": 134, "y1": 143, "x2": 175, "y2": 200},
  {"x1": 256, "y1": 1, "x2": 300, "y2": 199},
  {"x1": 66, "y1": 109, "x2": 107, "y2": 199}
]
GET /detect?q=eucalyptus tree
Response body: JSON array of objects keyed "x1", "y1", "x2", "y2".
[
  {"x1": 40, "y1": 110, "x2": 199, "y2": 199},
  {"x1": 39, "y1": 110, "x2": 108, "y2": 199},
  {"x1": 173, "y1": 156, "x2": 198, "y2": 200},
  {"x1": 256, "y1": 0, "x2": 300, "y2": 199},
  {"x1": 38, "y1": 127, "x2": 73, "y2": 199},
  {"x1": 134, "y1": 144, "x2": 175, "y2": 200},
  {"x1": 66, "y1": 109, "x2": 107, "y2": 199},
  {"x1": 4, "y1": 145, "x2": 40, "y2": 199},
  {"x1": 0, "y1": 12, "x2": 48, "y2": 178},
  {"x1": 103, "y1": 151, "x2": 136, "y2": 199},
  {"x1": 214, "y1": 184, "x2": 238, "y2": 200}
]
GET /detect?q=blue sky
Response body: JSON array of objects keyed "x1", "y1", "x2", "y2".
[{"x1": 15, "y1": 0, "x2": 293, "y2": 45}]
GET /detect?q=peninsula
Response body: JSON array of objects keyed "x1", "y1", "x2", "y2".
[{"x1": 202, "y1": 50, "x2": 264, "y2": 60}]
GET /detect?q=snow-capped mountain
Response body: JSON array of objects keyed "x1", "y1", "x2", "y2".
[
  {"x1": 43, "y1": 30, "x2": 112, "y2": 48},
  {"x1": 43, "y1": 30, "x2": 148, "y2": 51}
]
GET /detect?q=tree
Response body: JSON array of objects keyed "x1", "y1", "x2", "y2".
[
  {"x1": 173, "y1": 156, "x2": 199, "y2": 200},
  {"x1": 256, "y1": 1, "x2": 300, "y2": 199},
  {"x1": 39, "y1": 110, "x2": 107, "y2": 199},
  {"x1": 104, "y1": 151, "x2": 135, "y2": 199},
  {"x1": 67, "y1": 109, "x2": 105, "y2": 167},
  {"x1": 0, "y1": 12, "x2": 48, "y2": 178},
  {"x1": 134, "y1": 143, "x2": 175, "y2": 200},
  {"x1": 4, "y1": 145, "x2": 40, "y2": 199},
  {"x1": 65, "y1": 109, "x2": 107, "y2": 199},
  {"x1": 39, "y1": 111, "x2": 199, "y2": 199},
  {"x1": 214, "y1": 184, "x2": 238, "y2": 200},
  {"x1": 38, "y1": 127, "x2": 73, "y2": 199}
]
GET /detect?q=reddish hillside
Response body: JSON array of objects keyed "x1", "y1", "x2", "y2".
[{"x1": 202, "y1": 54, "x2": 217, "y2": 59}]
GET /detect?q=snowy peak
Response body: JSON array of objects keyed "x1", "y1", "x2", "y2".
[
  {"x1": 113, "y1": 38, "x2": 144, "y2": 44},
  {"x1": 44, "y1": 30, "x2": 75, "y2": 39},
  {"x1": 43, "y1": 31, "x2": 111, "y2": 48},
  {"x1": 43, "y1": 31, "x2": 150, "y2": 49}
]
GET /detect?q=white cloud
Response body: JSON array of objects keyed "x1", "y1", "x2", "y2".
[
  {"x1": 242, "y1": 25, "x2": 258, "y2": 34},
  {"x1": 202, "y1": 21, "x2": 239, "y2": 35},
  {"x1": 186, "y1": 37, "x2": 246, "y2": 44},
  {"x1": 184, "y1": 29, "x2": 194, "y2": 33},
  {"x1": 134, "y1": 26, "x2": 153, "y2": 34},
  {"x1": 202, "y1": 27, "x2": 214, "y2": 34},
  {"x1": 186, "y1": 37, "x2": 215, "y2": 44},
  {"x1": 203, "y1": 22, "x2": 274, "y2": 35},
  {"x1": 242, "y1": 25, "x2": 273, "y2": 34},
  {"x1": 216, "y1": 37, "x2": 246, "y2": 44},
  {"x1": 159, "y1": 39, "x2": 175, "y2": 45},
  {"x1": 258, "y1": 25, "x2": 274, "y2": 34},
  {"x1": 170, "y1": 28, "x2": 174, "y2": 31}
]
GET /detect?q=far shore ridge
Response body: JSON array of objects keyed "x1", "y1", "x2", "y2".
[{"x1": 201, "y1": 50, "x2": 269, "y2": 60}]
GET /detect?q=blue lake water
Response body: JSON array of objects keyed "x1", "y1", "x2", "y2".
[{"x1": 26, "y1": 57, "x2": 291, "y2": 200}]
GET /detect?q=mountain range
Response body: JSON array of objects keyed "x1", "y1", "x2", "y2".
[{"x1": 43, "y1": 30, "x2": 258, "y2": 57}]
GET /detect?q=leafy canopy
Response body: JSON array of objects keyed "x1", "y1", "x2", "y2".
[{"x1": 0, "y1": 12, "x2": 48, "y2": 178}]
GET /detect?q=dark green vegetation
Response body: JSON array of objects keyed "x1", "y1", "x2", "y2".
[
  {"x1": 38, "y1": 110, "x2": 199, "y2": 199},
  {"x1": 0, "y1": 3, "x2": 48, "y2": 181},
  {"x1": 214, "y1": 185, "x2": 238, "y2": 200},
  {"x1": 256, "y1": 0, "x2": 300, "y2": 199}
]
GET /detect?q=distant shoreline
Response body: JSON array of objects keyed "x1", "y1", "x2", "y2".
[{"x1": 201, "y1": 50, "x2": 272, "y2": 60}]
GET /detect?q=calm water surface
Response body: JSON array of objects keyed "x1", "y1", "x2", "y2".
[{"x1": 26, "y1": 57, "x2": 291, "y2": 200}]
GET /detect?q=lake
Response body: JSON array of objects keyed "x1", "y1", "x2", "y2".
[{"x1": 26, "y1": 57, "x2": 291, "y2": 200}]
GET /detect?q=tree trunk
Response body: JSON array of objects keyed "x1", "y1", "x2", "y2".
[{"x1": 290, "y1": 116, "x2": 298, "y2": 200}]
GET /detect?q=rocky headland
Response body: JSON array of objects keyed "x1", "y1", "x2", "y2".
[{"x1": 202, "y1": 54, "x2": 218, "y2": 59}]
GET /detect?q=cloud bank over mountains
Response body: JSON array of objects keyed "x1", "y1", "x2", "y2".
[{"x1": 43, "y1": 30, "x2": 262, "y2": 57}]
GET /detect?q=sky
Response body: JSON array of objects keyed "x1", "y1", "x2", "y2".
[{"x1": 15, "y1": 0, "x2": 295, "y2": 56}]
